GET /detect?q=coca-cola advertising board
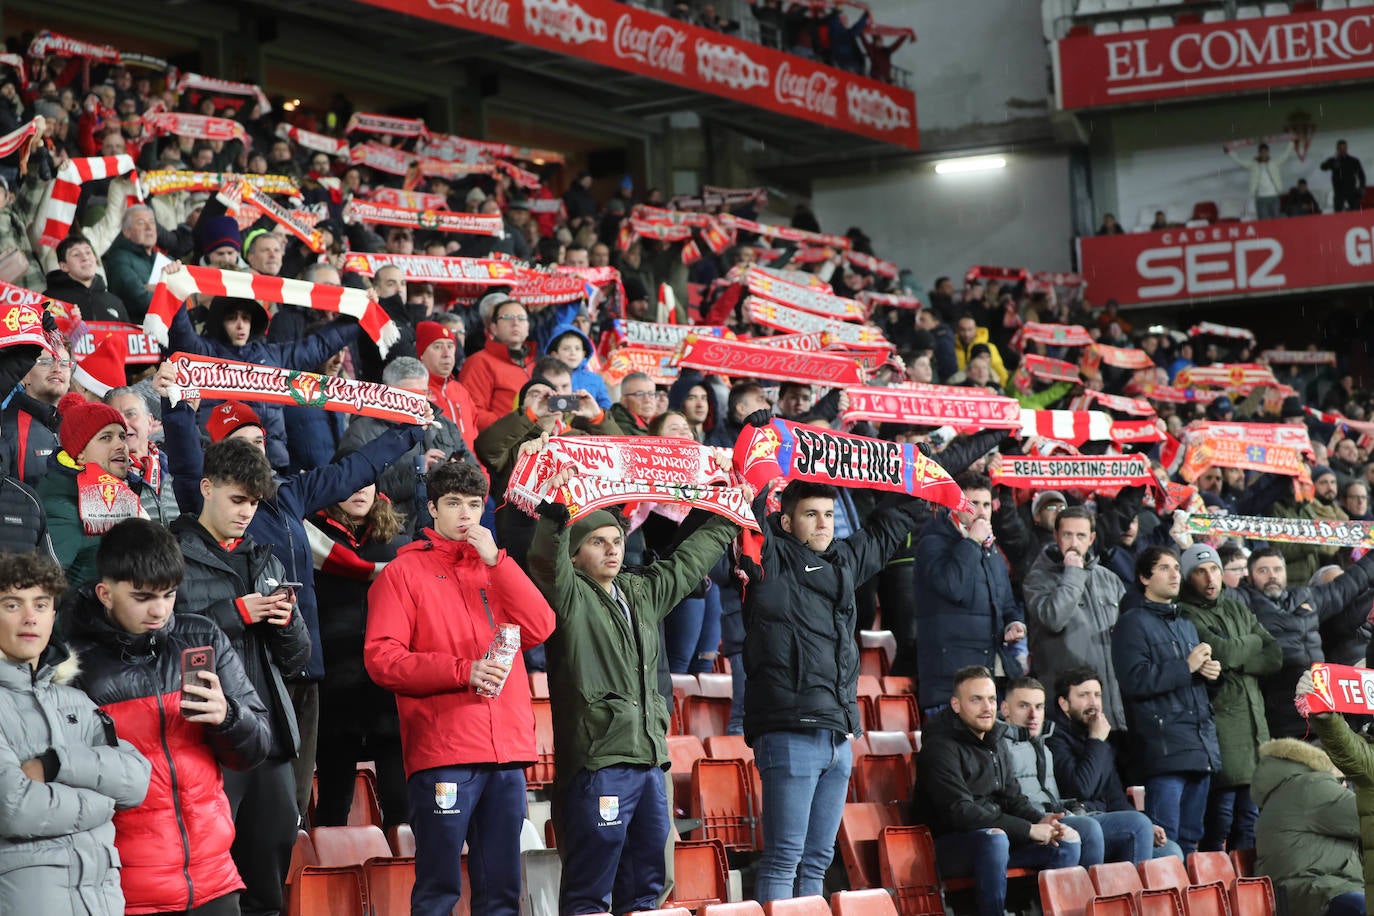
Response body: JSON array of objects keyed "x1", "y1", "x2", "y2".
[
  {"x1": 358, "y1": 0, "x2": 918, "y2": 148},
  {"x1": 1054, "y1": 6, "x2": 1374, "y2": 110},
  {"x1": 1076, "y1": 209, "x2": 1374, "y2": 307}
]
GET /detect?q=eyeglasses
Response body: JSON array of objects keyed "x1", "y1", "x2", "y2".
[
  {"x1": 34, "y1": 356, "x2": 74, "y2": 369},
  {"x1": 624, "y1": 390, "x2": 656, "y2": 399},
  {"x1": 496, "y1": 314, "x2": 529, "y2": 323},
  {"x1": 1224, "y1": 565, "x2": 1247, "y2": 574}
]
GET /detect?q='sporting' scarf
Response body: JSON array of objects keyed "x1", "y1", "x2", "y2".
[
  {"x1": 163, "y1": 352, "x2": 428, "y2": 424},
  {"x1": 1296, "y1": 664, "x2": 1374, "y2": 717},
  {"x1": 343, "y1": 200, "x2": 505, "y2": 238},
  {"x1": 735, "y1": 418, "x2": 971, "y2": 513},
  {"x1": 675, "y1": 335, "x2": 865, "y2": 386},
  {"x1": 1188, "y1": 513, "x2": 1374, "y2": 548},
  {"x1": 233, "y1": 181, "x2": 325, "y2": 253},
  {"x1": 840, "y1": 384, "x2": 1021, "y2": 431},
  {"x1": 505, "y1": 435, "x2": 757, "y2": 529},
  {"x1": 1009, "y1": 321, "x2": 1094, "y2": 350},
  {"x1": 28, "y1": 30, "x2": 120, "y2": 61},
  {"x1": 174, "y1": 72, "x2": 271, "y2": 115},
  {"x1": 745, "y1": 267, "x2": 866, "y2": 321},
  {"x1": 39, "y1": 155, "x2": 137, "y2": 247},
  {"x1": 143, "y1": 266, "x2": 399, "y2": 356},
  {"x1": 620, "y1": 321, "x2": 732, "y2": 350},
  {"x1": 991, "y1": 454, "x2": 1161, "y2": 495},
  {"x1": 1179, "y1": 437, "x2": 1310, "y2": 485},
  {"x1": 143, "y1": 112, "x2": 247, "y2": 143},
  {"x1": 1263, "y1": 349, "x2": 1337, "y2": 365},
  {"x1": 745, "y1": 297, "x2": 888, "y2": 347},
  {"x1": 75, "y1": 461, "x2": 145, "y2": 535},
  {"x1": 342, "y1": 252, "x2": 516, "y2": 284},
  {"x1": 1174, "y1": 363, "x2": 1278, "y2": 391},
  {"x1": 141, "y1": 170, "x2": 298, "y2": 197}
]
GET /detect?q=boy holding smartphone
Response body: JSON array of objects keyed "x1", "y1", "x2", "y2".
[
  {"x1": 66, "y1": 518, "x2": 271, "y2": 915},
  {"x1": 171, "y1": 438, "x2": 312, "y2": 916}
]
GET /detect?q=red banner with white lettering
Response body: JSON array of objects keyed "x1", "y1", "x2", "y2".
[
  {"x1": 1076, "y1": 210, "x2": 1374, "y2": 308},
  {"x1": 357, "y1": 0, "x2": 917, "y2": 148},
  {"x1": 1053, "y1": 6, "x2": 1374, "y2": 110}
]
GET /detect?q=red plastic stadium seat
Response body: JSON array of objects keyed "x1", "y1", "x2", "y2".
[
  {"x1": 702, "y1": 904, "x2": 765, "y2": 916},
  {"x1": 831, "y1": 889, "x2": 900, "y2": 915},
  {"x1": 667, "y1": 839, "x2": 730, "y2": 909},
  {"x1": 882, "y1": 676, "x2": 914, "y2": 696},
  {"x1": 705, "y1": 735, "x2": 752, "y2": 762},
  {"x1": 1039, "y1": 866, "x2": 1092, "y2": 915},
  {"x1": 762, "y1": 897, "x2": 831, "y2": 916},
  {"x1": 837, "y1": 802, "x2": 904, "y2": 889},
  {"x1": 667, "y1": 735, "x2": 706, "y2": 819},
  {"x1": 627, "y1": 909, "x2": 693, "y2": 916},
  {"x1": 387, "y1": 823, "x2": 415, "y2": 857},
  {"x1": 852, "y1": 754, "x2": 911, "y2": 805},
  {"x1": 690, "y1": 758, "x2": 756, "y2": 850},
  {"x1": 286, "y1": 865, "x2": 365, "y2": 916},
  {"x1": 306, "y1": 768, "x2": 383, "y2": 828},
  {"x1": 864, "y1": 731, "x2": 913, "y2": 758},
  {"x1": 878, "y1": 825, "x2": 944, "y2": 916},
  {"x1": 362, "y1": 855, "x2": 415, "y2": 916},
  {"x1": 697, "y1": 672, "x2": 733, "y2": 697},
  {"x1": 309, "y1": 825, "x2": 392, "y2": 867},
  {"x1": 1187, "y1": 851, "x2": 1234, "y2": 888},
  {"x1": 1180, "y1": 882, "x2": 1228, "y2": 916},
  {"x1": 1230, "y1": 875, "x2": 1276, "y2": 916},
  {"x1": 874, "y1": 694, "x2": 921, "y2": 732},
  {"x1": 682, "y1": 694, "x2": 732, "y2": 740},
  {"x1": 526, "y1": 698, "x2": 555, "y2": 789},
  {"x1": 858, "y1": 646, "x2": 889, "y2": 679},
  {"x1": 1229, "y1": 848, "x2": 1256, "y2": 878},
  {"x1": 1190, "y1": 201, "x2": 1219, "y2": 223},
  {"x1": 1089, "y1": 861, "x2": 1143, "y2": 897},
  {"x1": 859, "y1": 630, "x2": 898, "y2": 669},
  {"x1": 1140, "y1": 856, "x2": 1189, "y2": 892}
]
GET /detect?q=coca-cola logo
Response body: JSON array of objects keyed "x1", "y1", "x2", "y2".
[
  {"x1": 845, "y1": 85, "x2": 912, "y2": 133},
  {"x1": 773, "y1": 62, "x2": 838, "y2": 118},
  {"x1": 426, "y1": 0, "x2": 510, "y2": 28},
  {"x1": 695, "y1": 39, "x2": 769, "y2": 90},
  {"x1": 613, "y1": 15, "x2": 686, "y2": 75},
  {"x1": 524, "y1": 0, "x2": 608, "y2": 46}
]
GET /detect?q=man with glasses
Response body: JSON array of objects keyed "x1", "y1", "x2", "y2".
[
  {"x1": 461, "y1": 297, "x2": 537, "y2": 432},
  {"x1": 1342, "y1": 480, "x2": 1371, "y2": 521},
  {"x1": 1218, "y1": 544, "x2": 1249, "y2": 591},
  {"x1": 610, "y1": 372, "x2": 659, "y2": 434},
  {"x1": 1, "y1": 342, "x2": 70, "y2": 486}
]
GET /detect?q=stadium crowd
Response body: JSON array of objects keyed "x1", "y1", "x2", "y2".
[{"x1": 0, "y1": 22, "x2": 1373, "y2": 916}]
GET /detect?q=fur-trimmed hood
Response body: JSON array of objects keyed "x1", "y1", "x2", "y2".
[
  {"x1": 1259, "y1": 737, "x2": 1336, "y2": 773},
  {"x1": 1253, "y1": 735, "x2": 1343, "y2": 809}
]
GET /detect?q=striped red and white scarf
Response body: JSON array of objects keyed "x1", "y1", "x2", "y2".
[{"x1": 38, "y1": 155, "x2": 137, "y2": 248}]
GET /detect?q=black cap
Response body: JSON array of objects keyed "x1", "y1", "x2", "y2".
[{"x1": 1279, "y1": 395, "x2": 1305, "y2": 418}]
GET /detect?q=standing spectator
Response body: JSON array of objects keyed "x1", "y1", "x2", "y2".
[
  {"x1": 953, "y1": 314, "x2": 1009, "y2": 386},
  {"x1": 364, "y1": 462, "x2": 555, "y2": 916},
  {"x1": 0, "y1": 551, "x2": 151, "y2": 916},
  {"x1": 740, "y1": 477, "x2": 928, "y2": 903},
  {"x1": 1253, "y1": 736, "x2": 1365, "y2": 916},
  {"x1": 65, "y1": 519, "x2": 272, "y2": 916},
  {"x1": 1175, "y1": 544, "x2": 1281, "y2": 852},
  {"x1": 609, "y1": 371, "x2": 657, "y2": 434},
  {"x1": 0, "y1": 340, "x2": 69, "y2": 487},
  {"x1": 526, "y1": 449, "x2": 742, "y2": 915},
  {"x1": 172, "y1": 438, "x2": 312, "y2": 916},
  {"x1": 825, "y1": 5, "x2": 870, "y2": 73},
  {"x1": 102, "y1": 205, "x2": 160, "y2": 322},
  {"x1": 1321, "y1": 140, "x2": 1367, "y2": 212},
  {"x1": 105, "y1": 386, "x2": 177, "y2": 526},
  {"x1": 1225, "y1": 142, "x2": 1293, "y2": 221},
  {"x1": 1096, "y1": 213, "x2": 1125, "y2": 235},
  {"x1": 44, "y1": 236, "x2": 128, "y2": 322},
  {"x1": 545, "y1": 324, "x2": 611, "y2": 410},
  {"x1": 914, "y1": 666, "x2": 1081, "y2": 916},
  {"x1": 0, "y1": 171, "x2": 48, "y2": 292},
  {"x1": 417, "y1": 321, "x2": 479, "y2": 453},
  {"x1": 1111, "y1": 545, "x2": 1221, "y2": 856},
  {"x1": 1022, "y1": 506, "x2": 1128, "y2": 729},
  {"x1": 914, "y1": 471, "x2": 1024, "y2": 717},
  {"x1": 1283, "y1": 178, "x2": 1322, "y2": 216},
  {"x1": 1045, "y1": 668, "x2": 1182, "y2": 860},
  {"x1": 459, "y1": 297, "x2": 537, "y2": 432}
]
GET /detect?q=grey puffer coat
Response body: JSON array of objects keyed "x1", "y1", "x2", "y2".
[{"x1": 0, "y1": 643, "x2": 151, "y2": 916}]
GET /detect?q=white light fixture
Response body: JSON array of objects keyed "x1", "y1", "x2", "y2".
[{"x1": 933, "y1": 155, "x2": 1007, "y2": 175}]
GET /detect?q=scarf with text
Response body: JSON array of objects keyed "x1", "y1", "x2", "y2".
[
  {"x1": 1187, "y1": 513, "x2": 1374, "y2": 548},
  {"x1": 1262, "y1": 349, "x2": 1337, "y2": 365},
  {"x1": 745, "y1": 297, "x2": 888, "y2": 347},
  {"x1": 1009, "y1": 321, "x2": 1094, "y2": 350},
  {"x1": 619, "y1": 321, "x2": 733, "y2": 350},
  {"x1": 676, "y1": 335, "x2": 865, "y2": 386},
  {"x1": 745, "y1": 267, "x2": 865, "y2": 321},
  {"x1": 1179, "y1": 436, "x2": 1310, "y2": 486},
  {"x1": 28, "y1": 30, "x2": 119, "y2": 61},
  {"x1": 846, "y1": 250, "x2": 899, "y2": 280},
  {"x1": 1297, "y1": 664, "x2": 1374, "y2": 717},
  {"x1": 233, "y1": 180, "x2": 325, "y2": 253},
  {"x1": 1136, "y1": 384, "x2": 1220, "y2": 405},
  {"x1": 369, "y1": 188, "x2": 449, "y2": 211},
  {"x1": 74, "y1": 461, "x2": 146, "y2": 535},
  {"x1": 1174, "y1": 363, "x2": 1278, "y2": 391},
  {"x1": 345, "y1": 112, "x2": 427, "y2": 137},
  {"x1": 144, "y1": 266, "x2": 398, "y2": 356},
  {"x1": 604, "y1": 346, "x2": 679, "y2": 386},
  {"x1": 735, "y1": 418, "x2": 970, "y2": 512},
  {"x1": 1186, "y1": 420, "x2": 1313, "y2": 456},
  {"x1": 858, "y1": 290, "x2": 922, "y2": 310},
  {"x1": 141, "y1": 170, "x2": 298, "y2": 197},
  {"x1": 1188, "y1": 321, "x2": 1255, "y2": 343},
  {"x1": 721, "y1": 215, "x2": 851, "y2": 251},
  {"x1": 343, "y1": 199, "x2": 505, "y2": 238},
  {"x1": 349, "y1": 141, "x2": 414, "y2": 176},
  {"x1": 840, "y1": 384, "x2": 1020, "y2": 431},
  {"x1": 164, "y1": 352, "x2": 428, "y2": 424},
  {"x1": 276, "y1": 123, "x2": 349, "y2": 158},
  {"x1": 341, "y1": 252, "x2": 516, "y2": 285},
  {"x1": 39, "y1": 154, "x2": 137, "y2": 248},
  {"x1": 174, "y1": 72, "x2": 271, "y2": 115},
  {"x1": 991, "y1": 454, "x2": 1161, "y2": 496},
  {"x1": 143, "y1": 112, "x2": 247, "y2": 143},
  {"x1": 1018, "y1": 410, "x2": 1164, "y2": 447},
  {"x1": 1081, "y1": 342, "x2": 1156, "y2": 373}
]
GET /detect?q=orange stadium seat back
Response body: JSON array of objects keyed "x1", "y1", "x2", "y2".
[
  {"x1": 362, "y1": 855, "x2": 415, "y2": 916},
  {"x1": 702, "y1": 904, "x2": 765, "y2": 916},
  {"x1": 837, "y1": 802, "x2": 904, "y2": 890},
  {"x1": 705, "y1": 735, "x2": 753, "y2": 762},
  {"x1": 1229, "y1": 848, "x2": 1256, "y2": 878},
  {"x1": 667, "y1": 839, "x2": 730, "y2": 910},
  {"x1": 831, "y1": 888, "x2": 900, "y2": 916},
  {"x1": 1039, "y1": 866, "x2": 1094, "y2": 916},
  {"x1": 1139, "y1": 855, "x2": 1189, "y2": 892},
  {"x1": 667, "y1": 735, "x2": 706, "y2": 818},
  {"x1": 527, "y1": 697, "x2": 556, "y2": 789},
  {"x1": 852, "y1": 753, "x2": 912, "y2": 805},
  {"x1": 682, "y1": 694, "x2": 732, "y2": 741},
  {"x1": 1186, "y1": 851, "x2": 1235, "y2": 889},
  {"x1": 690, "y1": 758, "x2": 757, "y2": 851},
  {"x1": 1089, "y1": 862, "x2": 1142, "y2": 898},
  {"x1": 309, "y1": 825, "x2": 392, "y2": 868},
  {"x1": 762, "y1": 897, "x2": 831, "y2": 916},
  {"x1": 387, "y1": 823, "x2": 415, "y2": 857},
  {"x1": 697, "y1": 672, "x2": 733, "y2": 698},
  {"x1": 1230, "y1": 875, "x2": 1275, "y2": 916},
  {"x1": 286, "y1": 865, "x2": 365, "y2": 916},
  {"x1": 877, "y1": 825, "x2": 945, "y2": 916}
]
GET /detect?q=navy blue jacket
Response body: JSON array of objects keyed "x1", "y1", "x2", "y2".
[
  {"x1": 1110, "y1": 589, "x2": 1221, "y2": 780},
  {"x1": 913, "y1": 515, "x2": 1023, "y2": 709},
  {"x1": 283, "y1": 404, "x2": 348, "y2": 474},
  {"x1": 162, "y1": 400, "x2": 424, "y2": 680}
]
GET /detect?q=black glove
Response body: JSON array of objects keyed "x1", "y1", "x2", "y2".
[
  {"x1": 742, "y1": 407, "x2": 773, "y2": 429},
  {"x1": 536, "y1": 498, "x2": 570, "y2": 523}
]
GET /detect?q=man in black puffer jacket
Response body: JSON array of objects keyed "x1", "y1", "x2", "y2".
[
  {"x1": 171, "y1": 439, "x2": 311, "y2": 916},
  {"x1": 44, "y1": 236, "x2": 129, "y2": 322},
  {"x1": 1239, "y1": 545, "x2": 1374, "y2": 739},
  {"x1": 1111, "y1": 545, "x2": 1222, "y2": 858},
  {"x1": 740, "y1": 473, "x2": 928, "y2": 904}
]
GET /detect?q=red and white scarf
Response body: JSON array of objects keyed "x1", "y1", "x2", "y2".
[
  {"x1": 343, "y1": 200, "x2": 505, "y2": 238},
  {"x1": 74, "y1": 461, "x2": 147, "y2": 535},
  {"x1": 1173, "y1": 363, "x2": 1278, "y2": 391},
  {"x1": 369, "y1": 188, "x2": 449, "y2": 211},
  {"x1": 841, "y1": 384, "x2": 1021, "y2": 431},
  {"x1": 174, "y1": 72, "x2": 271, "y2": 115},
  {"x1": 345, "y1": 112, "x2": 428, "y2": 138},
  {"x1": 1298, "y1": 663, "x2": 1374, "y2": 717},
  {"x1": 1263, "y1": 349, "x2": 1337, "y2": 365},
  {"x1": 1188, "y1": 321, "x2": 1255, "y2": 343},
  {"x1": 28, "y1": 30, "x2": 120, "y2": 62},
  {"x1": 141, "y1": 170, "x2": 299, "y2": 197},
  {"x1": 144, "y1": 266, "x2": 399, "y2": 356},
  {"x1": 39, "y1": 155, "x2": 137, "y2": 248},
  {"x1": 1188, "y1": 514, "x2": 1374, "y2": 549},
  {"x1": 745, "y1": 297, "x2": 888, "y2": 347},
  {"x1": 342, "y1": 252, "x2": 517, "y2": 284},
  {"x1": 858, "y1": 290, "x2": 922, "y2": 310},
  {"x1": 745, "y1": 267, "x2": 866, "y2": 321},
  {"x1": 232, "y1": 181, "x2": 325, "y2": 253},
  {"x1": 349, "y1": 141, "x2": 415, "y2": 176},
  {"x1": 1009, "y1": 321, "x2": 1094, "y2": 351},
  {"x1": 276, "y1": 123, "x2": 349, "y2": 158},
  {"x1": 306, "y1": 515, "x2": 389, "y2": 581},
  {"x1": 676, "y1": 335, "x2": 865, "y2": 386},
  {"x1": 1082, "y1": 343, "x2": 1155, "y2": 373},
  {"x1": 144, "y1": 112, "x2": 247, "y2": 143},
  {"x1": 0, "y1": 121, "x2": 41, "y2": 174},
  {"x1": 991, "y1": 454, "x2": 1161, "y2": 496}
]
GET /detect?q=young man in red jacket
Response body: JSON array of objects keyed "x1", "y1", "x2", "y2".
[{"x1": 364, "y1": 461, "x2": 555, "y2": 916}]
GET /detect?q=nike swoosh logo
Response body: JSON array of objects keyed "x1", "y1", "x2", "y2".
[{"x1": 805, "y1": 565, "x2": 823, "y2": 572}]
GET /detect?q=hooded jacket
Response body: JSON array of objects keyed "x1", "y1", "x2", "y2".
[
  {"x1": 170, "y1": 514, "x2": 313, "y2": 760},
  {"x1": 913, "y1": 708, "x2": 1047, "y2": 843},
  {"x1": 1044, "y1": 706, "x2": 1133, "y2": 814},
  {"x1": 913, "y1": 514, "x2": 1023, "y2": 710},
  {"x1": 1110, "y1": 590, "x2": 1221, "y2": 780},
  {"x1": 1241, "y1": 550, "x2": 1374, "y2": 739},
  {"x1": 668, "y1": 372, "x2": 727, "y2": 444},
  {"x1": 459, "y1": 336, "x2": 538, "y2": 432},
  {"x1": 1002, "y1": 722, "x2": 1064, "y2": 815},
  {"x1": 0, "y1": 388, "x2": 60, "y2": 487},
  {"x1": 545, "y1": 324, "x2": 611, "y2": 409},
  {"x1": 740, "y1": 489, "x2": 923, "y2": 742},
  {"x1": 168, "y1": 297, "x2": 361, "y2": 471},
  {"x1": 1176, "y1": 583, "x2": 1281, "y2": 787},
  {"x1": 1023, "y1": 544, "x2": 1127, "y2": 729},
  {"x1": 0, "y1": 643, "x2": 151, "y2": 916},
  {"x1": 64, "y1": 589, "x2": 271, "y2": 914},
  {"x1": 1253, "y1": 736, "x2": 1362, "y2": 916},
  {"x1": 364, "y1": 530, "x2": 556, "y2": 777},
  {"x1": 529, "y1": 503, "x2": 739, "y2": 779},
  {"x1": 427, "y1": 372, "x2": 479, "y2": 454},
  {"x1": 43, "y1": 269, "x2": 128, "y2": 322},
  {"x1": 953, "y1": 325, "x2": 1009, "y2": 386}
]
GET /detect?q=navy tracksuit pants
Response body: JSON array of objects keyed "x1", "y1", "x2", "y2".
[
  {"x1": 407, "y1": 765, "x2": 526, "y2": 916},
  {"x1": 556, "y1": 763, "x2": 670, "y2": 915}
]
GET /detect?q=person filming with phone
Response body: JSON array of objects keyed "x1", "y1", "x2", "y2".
[
  {"x1": 170, "y1": 438, "x2": 312, "y2": 916},
  {"x1": 65, "y1": 517, "x2": 272, "y2": 916}
]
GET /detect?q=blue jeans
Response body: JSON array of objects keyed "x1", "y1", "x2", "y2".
[
  {"x1": 1256, "y1": 196, "x2": 1280, "y2": 220},
  {"x1": 408, "y1": 765, "x2": 526, "y2": 916},
  {"x1": 1201, "y1": 784, "x2": 1256, "y2": 851},
  {"x1": 753, "y1": 729, "x2": 853, "y2": 903},
  {"x1": 934, "y1": 828, "x2": 1080, "y2": 916},
  {"x1": 1154, "y1": 839, "x2": 1184, "y2": 860},
  {"x1": 727, "y1": 652, "x2": 744, "y2": 735},
  {"x1": 1144, "y1": 773, "x2": 1210, "y2": 857},
  {"x1": 663, "y1": 581, "x2": 722, "y2": 674},
  {"x1": 1327, "y1": 891, "x2": 1367, "y2": 916},
  {"x1": 556, "y1": 764, "x2": 668, "y2": 915},
  {"x1": 1079, "y1": 810, "x2": 1155, "y2": 864}
]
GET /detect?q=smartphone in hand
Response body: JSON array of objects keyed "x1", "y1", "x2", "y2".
[{"x1": 180, "y1": 645, "x2": 215, "y2": 717}]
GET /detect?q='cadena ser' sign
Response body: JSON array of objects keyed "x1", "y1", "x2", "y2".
[
  {"x1": 1075, "y1": 209, "x2": 1374, "y2": 307},
  {"x1": 361, "y1": 0, "x2": 917, "y2": 148},
  {"x1": 1053, "y1": 6, "x2": 1374, "y2": 110}
]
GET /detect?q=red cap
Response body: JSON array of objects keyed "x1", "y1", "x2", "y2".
[
  {"x1": 57, "y1": 391, "x2": 126, "y2": 460},
  {"x1": 415, "y1": 320, "x2": 455, "y2": 358},
  {"x1": 72, "y1": 333, "x2": 127, "y2": 398},
  {"x1": 206, "y1": 400, "x2": 263, "y2": 443}
]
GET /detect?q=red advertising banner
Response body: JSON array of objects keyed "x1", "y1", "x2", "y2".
[
  {"x1": 1076, "y1": 209, "x2": 1374, "y2": 308},
  {"x1": 356, "y1": 0, "x2": 917, "y2": 148},
  {"x1": 1053, "y1": 6, "x2": 1374, "y2": 110}
]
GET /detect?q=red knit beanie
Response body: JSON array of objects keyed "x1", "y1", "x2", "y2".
[
  {"x1": 206, "y1": 400, "x2": 263, "y2": 443},
  {"x1": 415, "y1": 321, "x2": 455, "y2": 358},
  {"x1": 57, "y1": 391, "x2": 126, "y2": 460}
]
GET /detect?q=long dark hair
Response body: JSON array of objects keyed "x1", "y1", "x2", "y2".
[{"x1": 327, "y1": 489, "x2": 405, "y2": 544}]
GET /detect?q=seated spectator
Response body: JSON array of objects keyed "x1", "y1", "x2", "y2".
[
  {"x1": 0, "y1": 551, "x2": 151, "y2": 916},
  {"x1": 1283, "y1": 178, "x2": 1321, "y2": 216},
  {"x1": 1000, "y1": 676, "x2": 1155, "y2": 865},
  {"x1": 1096, "y1": 213, "x2": 1125, "y2": 235},
  {"x1": 417, "y1": 321, "x2": 479, "y2": 453},
  {"x1": 914, "y1": 665, "x2": 1081, "y2": 916},
  {"x1": 102, "y1": 205, "x2": 160, "y2": 322},
  {"x1": 459, "y1": 296, "x2": 537, "y2": 431},
  {"x1": 44, "y1": 236, "x2": 128, "y2": 322},
  {"x1": 65, "y1": 518, "x2": 272, "y2": 915},
  {"x1": 610, "y1": 371, "x2": 658, "y2": 434}
]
